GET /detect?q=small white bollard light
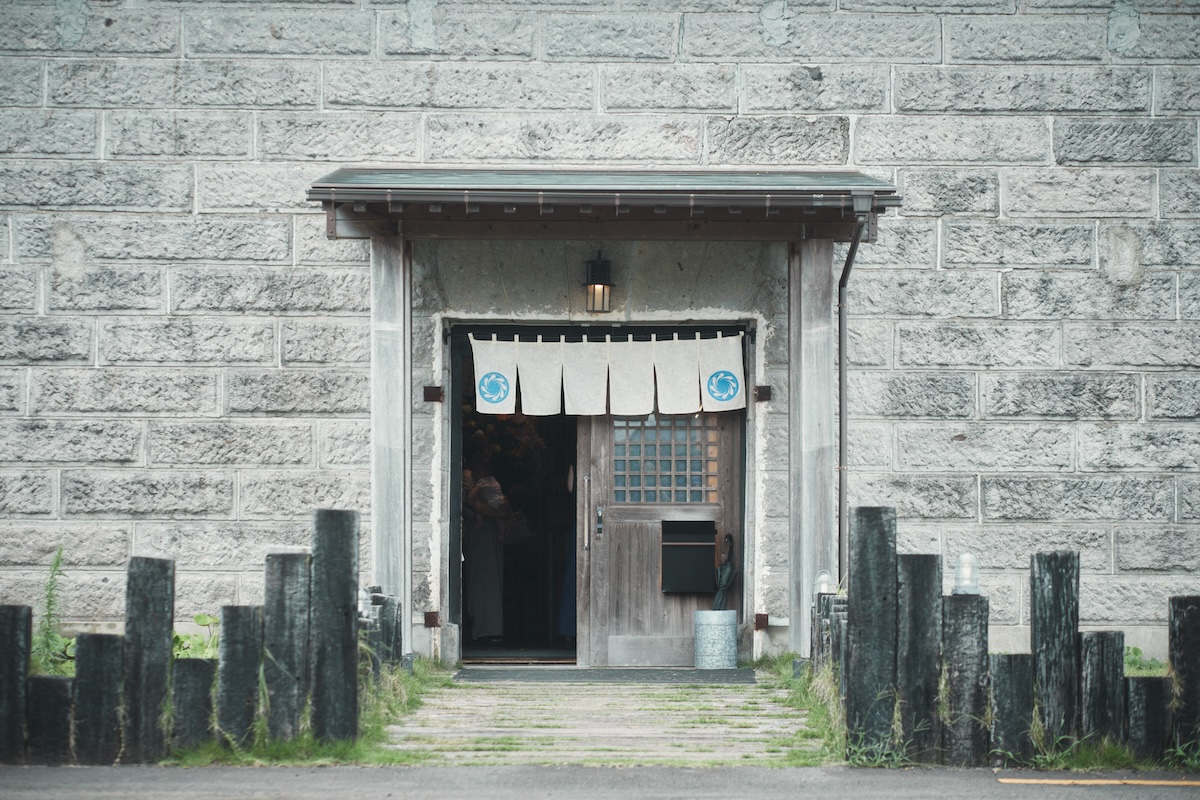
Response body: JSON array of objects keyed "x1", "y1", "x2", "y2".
[
  {"x1": 952, "y1": 552, "x2": 980, "y2": 595},
  {"x1": 814, "y1": 570, "x2": 835, "y2": 596}
]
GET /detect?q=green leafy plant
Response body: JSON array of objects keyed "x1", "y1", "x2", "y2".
[
  {"x1": 1124, "y1": 646, "x2": 1167, "y2": 677},
  {"x1": 30, "y1": 546, "x2": 75, "y2": 676},
  {"x1": 172, "y1": 613, "x2": 220, "y2": 660}
]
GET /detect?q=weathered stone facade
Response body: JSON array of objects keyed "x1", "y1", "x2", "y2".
[{"x1": 1, "y1": 0, "x2": 1197, "y2": 655}]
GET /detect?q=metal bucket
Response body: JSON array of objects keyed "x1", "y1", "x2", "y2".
[{"x1": 693, "y1": 609, "x2": 737, "y2": 669}]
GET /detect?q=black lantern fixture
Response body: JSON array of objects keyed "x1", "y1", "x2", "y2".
[{"x1": 584, "y1": 251, "x2": 613, "y2": 313}]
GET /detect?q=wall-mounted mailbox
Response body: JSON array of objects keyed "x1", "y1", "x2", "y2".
[{"x1": 661, "y1": 520, "x2": 716, "y2": 593}]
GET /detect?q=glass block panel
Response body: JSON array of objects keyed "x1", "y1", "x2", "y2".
[{"x1": 611, "y1": 413, "x2": 723, "y2": 504}]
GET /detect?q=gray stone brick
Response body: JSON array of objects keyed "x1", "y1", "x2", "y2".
[
  {"x1": 1161, "y1": 171, "x2": 1200, "y2": 219},
  {"x1": 1156, "y1": 67, "x2": 1200, "y2": 114},
  {"x1": 849, "y1": 271, "x2": 997, "y2": 318},
  {"x1": 900, "y1": 169, "x2": 999, "y2": 217},
  {"x1": 2, "y1": 8, "x2": 177, "y2": 54},
  {"x1": 226, "y1": 370, "x2": 369, "y2": 415},
  {"x1": 326, "y1": 63, "x2": 593, "y2": 110},
  {"x1": 185, "y1": 10, "x2": 372, "y2": 56},
  {"x1": 841, "y1": 0, "x2": 1015, "y2": 11},
  {"x1": 983, "y1": 476, "x2": 1173, "y2": 521},
  {"x1": 0, "y1": 370, "x2": 21, "y2": 414},
  {"x1": 943, "y1": 220, "x2": 1094, "y2": 268},
  {"x1": 708, "y1": 116, "x2": 847, "y2": 164},
  {"x1": 133, "y1": 521, "x2": 309, "y2": 570},
  {"x1": 320, "y1": 421, "x2": 370, "y2": 467},
  {"x1": 171, "y1": 267, "x2": 369, "y2": 314},
  {"x1": 1003, "y1": 273, "x2": 1175, "y2": 320},
  {"x1": 16, "y1": 215, "x2": 289, "y2": 263},
  {"x1": 847, "y1": 421, "x2": 892, "y2": 470},
  {"x1": 1079, "y1": 424, "x2": 1200, "y2": 471},
  {"x1": 0, "y1": 60, "x2": 43, "y2": 106},
  {"x1": 682, "y1": 13, "x2": 941, "y2": 62},
  {"x1": 47, "y1": 60, "x2": 319, "y2": 109},
  {"x1": 896, "y1": 66, "x2": 1148, "y2": 113},
  {"x1": 0, "y1": 420, "x2": 141, "y2": 465},
  {"x1": 944, "y1": 16, "x2": 1107, "y2": 62},
  {"x1": 1064, "y1": 325, "x2": 1200, "y2": 368},
  {"x1": 836, "y1": 218, "x2": 937, "y2": 269},
  {"x1": 176, "y1": 574, "x2": 240, "y2": 620},
  {"x1": 0, "y1": 319, "x2": 92, "y2": 365},
  {"x1": 741, "y1": 64, "x2": 888, "y2": 113},
  {"x1": 282, "y1": 320, "x2": 370, "y2": 365},
  {"x1": 297, "y1": 216, "x2": 370, "y2": 265},
  {"x1": 1080, "y1": 578, "x2": 1200, "y2": 624},
  {"x1": 0, "y1": 471, "x2": 52, "y2": 516},
  {"x1": 1101, "y1": 222, "x2": 1200, "y2": 269},
  {"x1": 0, "y1": 268, "x2": 35, "y2": 312},
  {"x1": 62, "y1": 470, "x2": 234, "y2": 518},
  {"x1": 898, "y1": 323, "x2": 1058, "y2": 367},
  {"x1": 148, "y1": 422, "x2": 312, "y2": 466},
  {"x1": 855, "y1": 116, "x2": 1050, "y2": 165},
  {"x1": 1110, "y1": 15, "x2": 1200, "y2": 61},
  {"x1": 849, "y1": 473, "x2": 978, "y2": 520},
  {"x1": 983, "y1": 373, "x2": 1139, "y2": 420},
  {"x1": 100, "y1": 319, "x2": 275, "y2": 365},
  {"x1": 1148, "y1": 376, "x2": 1200, "y2": 420},
  {"x1": 605, "y1": 65, "x2": 736, "y2": 112},
  {"x1": 847, "y1": 371, "x2": 975, "y2": 417},
  {"x1": 198, "y1": 164, "x2": 320, "y2": 212},
  {"x1": 848, "y1": 320, "x2": 892, "y2": 367},
  {"x1": 1054, "y1": 119, "x2": 1196, "y2": 166},
  {"x1": 257, "y1": 112, "x2": 420, "y2": 161},
  {"x1": 0, "y1": 572, "x2": 126, "y2": 621},
  {"x1": 0, "y1": 162, "x2": 193, "y2": 212},
  {"x1": 1119, "y1": 527, "x2": 1200, "y2": 572},
  {"x1": 1004, "y1": 169, "x2": 1155, "y2": 217},
  {"x1": 49, "y1": 266, "x2": 163, "y2": 312},
  {"x1": 898, "y1": 422, "x2": 1073, "y2": 470},
  {"x1": 30, "y1": 369, "x2": 219, "y2": 416},
  {"x1": 0, "y1": 110, "x2": 97, "y2": 157},
  {"x1": 427, "y1": 114, "x2": 702, "y2": 163},
  {"x1": 105, "y1": 110, "x2": 252, "y2": 158},
  {"x1": 1181, "y1": 477, "x2": 1200, "y2": 521},
  {"x1": 543, "y1": 13, "x2": 677, "y2": 61},
  {"x1": 0, "y1": 523, "x2": 129, "y2": 567},
  {"x1": 239, "y1": 469, "x2": 370, "y2": 518},
  {"x1": 1185, "y1": 275, "x2": 1200, "y2": 320},
  {"x1": 945, "y1": 526, "x2": 1112, "y2": 571},
  {"x1": 379, "y1": 9, "x2": 534, "y2": 57}
]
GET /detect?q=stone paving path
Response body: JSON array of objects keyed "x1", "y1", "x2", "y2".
[{"x1": 385, "y1": 671, "x2": 823, "y2": 766}]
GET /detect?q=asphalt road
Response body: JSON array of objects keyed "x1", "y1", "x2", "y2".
[{"x1": 2, "y1": 766, "x2": 1199, "y2": 800}]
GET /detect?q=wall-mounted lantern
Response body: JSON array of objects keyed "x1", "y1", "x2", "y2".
[
  {"x1": 814, "y1": 570, "x2": 835, "y2": 597},
  {"x1": 584, "y1": 251, "x2": 612, "y2": 313},
  {"x1": 952, "y1": 552, "x2": 980, "y2": 595}
]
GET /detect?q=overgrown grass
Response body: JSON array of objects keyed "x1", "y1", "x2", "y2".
[
  {"x1": 754, "y1": 653, "x2": 844, "y2": 766},
  {"x1": 166, "y1": 657, "x2": 455, "y2": 766}
]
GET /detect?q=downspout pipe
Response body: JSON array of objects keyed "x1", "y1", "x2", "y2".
[{"x1": 838, "y1": 209, "x2": 870, "y2": 585}]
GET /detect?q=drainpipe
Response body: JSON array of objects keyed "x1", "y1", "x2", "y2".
[{"x1": 838, "y1": 197, "x2": 872, "y2": 584}]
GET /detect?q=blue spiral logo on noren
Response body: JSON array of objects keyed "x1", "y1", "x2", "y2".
[
  {"x1": 707, "y1": 370, "x2": 739, "y2": 402},
  {"x1": 478, "y1": 372, "x2": 511, "y2": 404}
]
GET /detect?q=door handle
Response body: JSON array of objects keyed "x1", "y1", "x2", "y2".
[
  {"x1": 583, "y1": 475, "x2": 591, "y2": 551},
  {"x1": 596, "y1": 505, "x2": 604, "y2": 538}
]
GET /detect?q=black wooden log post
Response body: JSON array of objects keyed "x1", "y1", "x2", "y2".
[
  {"x1": 72, "y1": 633, "x2": 123, "y2": 765},
  {"x1": 990, "y1": 653, "x2": 1035, "y2": 765},
  {"x1": 942, "y1": 594, "x2": 989, "y2": 767},
  {"x1": 846, "y1": 507, "x2": 898, "y2": 757},
  {"x1": 1078, "y1": 630, "x2": 1126, "y2": 744},
  {"x1": 1127, "y1": 676, "x2": 1173, "y2": 759},
  {"x1": 0, "y1": 605, "x2": 32, "y2": 764},
  {"x1": 1169, "y1": 596, "x2": 1200, "y2": 747},
  {"x1": 172, "y1": 658, "x2": 216, "y2": 750},
  {"x1": 378, "y1": 593, "x2": 401, "y2": 664},
  {"x1": 217, "y1": 605, "x2": 263, "y2": 748},
  {"x1": 897, "y1": 554, "x2": 942, "y2": 763},
  {"x1": 1030, "y1": 550, "x2": 1080, "y2": 746},
  {"x1": 310, "y1": 509, "x2": 360, "y2": 743},
  {"x1": 832, "y1": 608, "x2": 849, "y2": 703},
  {"x1": 812, "y1": 593, "x2": 833, "y2": 669},
  {"x1": 123, "y1": 557, "x2": 174, "y2": 763},
  {"x1": 27, "y1": 676, "x2": 73, "y2": 766},
  {"x1": 264, "y1": 551, "x2": 310, "y2": 741}
]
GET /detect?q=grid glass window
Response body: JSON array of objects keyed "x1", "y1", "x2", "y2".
[{"x1": 612, "y1": 414, "x2": 720, "y2": 504}]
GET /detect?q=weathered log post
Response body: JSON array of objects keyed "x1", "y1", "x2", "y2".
[
  {"x1": 217, "y1": 605, "x2": 263, "y2": 748},
  {"x1": 376, "y1": 592, "x2": 402, "y2": 664},
  {"x1": 1169, "y1": 596, "x2": 1200, "y2": 747},
  {"x1": 172, "y1": 658, "x2": 216, "y2": 749},
  {"x1": 264, "y1": 551, "x2": 311, "y2": 741},
  {"x1": 845, "y1": 507, "x2": 898, "y2": 758},
  {"x1": 310, "y1": 509, "x2": 360, "y2": 742},
  {"x1": 27, "y1": 676, "x2": 73, "y2": 766},
  {"x1": 812, "y1": 593, "x2": 834, "y2": 669},
  {"x1": 1030, "y1": 550, "x2": 1080, "y2": 746},
  {"x1": 1126, "y1": 676, "x2": 1172, "y2": 759},
  {"x1": 123, "y1": 557, "x2": 174, "y2": 763},
  {"x1": 942, "y1": 594, "x2": 989, "y2": 767},
  {"x1": 897, "y1": 554, "x2": 942, "y2": 763},
  {"x1": 72, "y1": 633, "x2": 123, "y2": 765},
  {"x1": 990, "y1": 653, "x2": 1035, "y2": 765},
  {"x1": 1078, "y1": 630, "x2": 1125, "y2": 744},
  {"x1": 0, "y1": 605, "x2": 32, "y2": 764}
]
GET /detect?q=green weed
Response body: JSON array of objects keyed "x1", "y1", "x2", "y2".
[{"x1": 30, "y1": 546, "x2": 74, "y2": 676}]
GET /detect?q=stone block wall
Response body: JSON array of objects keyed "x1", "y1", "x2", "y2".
[{"x1": 1, "y1": 0, "x2": 1197, "y2": 644}]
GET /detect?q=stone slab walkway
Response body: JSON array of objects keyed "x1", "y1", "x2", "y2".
[{"x1": 385, "y1": 669, "x2": 822, "y2": 766}]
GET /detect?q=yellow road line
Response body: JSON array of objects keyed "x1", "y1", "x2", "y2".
[{"x1": 998, "y1": 778, "x2": 1200, "y2": 787}]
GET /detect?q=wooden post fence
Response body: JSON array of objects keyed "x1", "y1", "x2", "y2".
[
  {"x1": 123, "y1": 557, "x2": 174, "y2": 763},
  {"x1": 1030, "y1": 550, "x2": 1080, "y2": 745},
  {"x1": 310, "y1": 508, "x2": 360, "y2": 742}
]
